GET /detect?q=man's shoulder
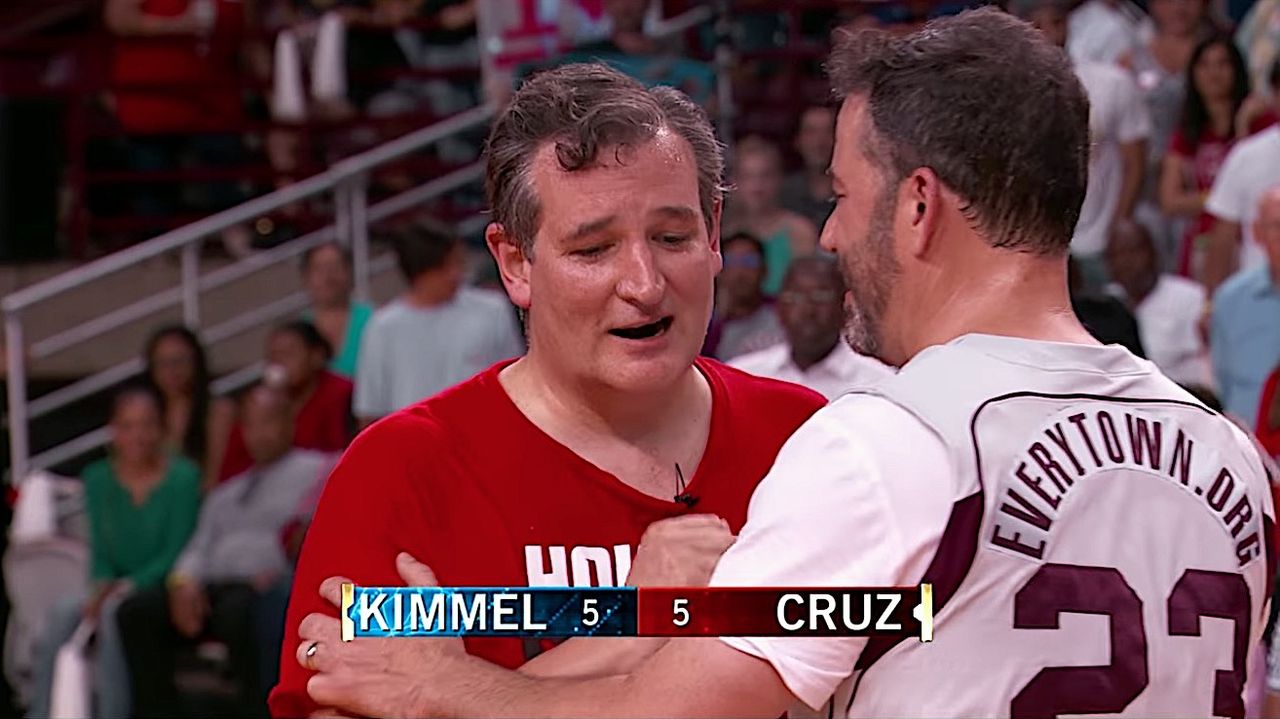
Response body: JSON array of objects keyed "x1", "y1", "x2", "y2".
[
  {"x1": 1154, "y1": 273, "x2": 1207, "y2": 305},
  {"x1": 357, "y1": 367, "x2": 504, "y2": 446},
  {"x1": 1225, "y1": 124, "x2": 1280, "y2": 164},
  {"x1": 1214, "y1": 265, "x2": 1268, "y2": 306}
]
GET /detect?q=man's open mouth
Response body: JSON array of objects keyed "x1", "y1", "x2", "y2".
[{"x1": 608, "y1": 316, "x2": 674, "y2": 340}]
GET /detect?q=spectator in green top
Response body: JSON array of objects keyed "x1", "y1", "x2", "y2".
[
  {"x1": 27, "y1": 383, "x2": 200, "y2": 719},
  {"x1": 300, "y1": 242, "x2": 374, "y2": 380}
]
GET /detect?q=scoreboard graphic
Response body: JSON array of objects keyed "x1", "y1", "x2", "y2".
[{"x1": 340, "y1": 585, "x2": 934, "y2": 641}]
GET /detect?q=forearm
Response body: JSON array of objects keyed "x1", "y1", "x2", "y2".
[
  {"x1": 428, "y1": 654, "x2": 642, "y2": 719},
  {"x1": 518, "y1": 637, "x2": 666, "y2": 679}
]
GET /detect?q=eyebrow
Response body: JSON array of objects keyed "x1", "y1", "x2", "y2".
[{"x1": 564, "y1": 206, "x2": 699, "y2": 243}]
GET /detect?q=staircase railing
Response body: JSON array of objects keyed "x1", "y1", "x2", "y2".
[{"x1": 3, "y1": 103, "x2": 497, "y2": 483}]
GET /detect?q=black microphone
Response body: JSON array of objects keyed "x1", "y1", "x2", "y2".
[{"x1": 673, "y1": 492, "x2": 699, "y2": 508}]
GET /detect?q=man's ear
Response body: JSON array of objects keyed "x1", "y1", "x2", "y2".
[
  {"x1": 899, "y1": 167, "x2": 942, "y2": 260},
  {"x1": 486, "y1": 222, "x2": 532, "y2": 310},
  {"x1": 708, "y1": 198, "x2": 724, "y2": 273}
]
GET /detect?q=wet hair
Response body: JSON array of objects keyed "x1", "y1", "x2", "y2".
[
  {"x1": 827, "y1": 7, "x2": 1089, "y2": 254},
  {"x1": 484, "y1": 62, "x2": 726, "y2": 254},
  {"x1": 143, "y1": 324, "x2": 211, "y2": 462},
  {"x1": 271, "y1": 320, "x2": 334, "y2": 362}
]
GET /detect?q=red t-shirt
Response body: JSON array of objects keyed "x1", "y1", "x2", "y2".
[
  {"x1": 219, "y1": 371, "x2": 353, "y2": 482},
  {"x1": 1257, "y1": 366, "x2": 1280, "y2": 460},
  {"x1": 268, "y1": 358, "x2": 824, "y2": 718},
  {"x1": 109, "y1": 0, "x2": 245, "y2": 134}
]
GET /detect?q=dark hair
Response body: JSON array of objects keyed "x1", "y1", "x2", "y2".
[
  {"x1": 827, "y1": 7, "x2": 1089, "y2": 254},
  {"x1": 485, "y1": 62, "x2": 726, "y2": 254},
  {"x1": 112, "y1": 381, "x2": 165, "y2": 420},
  {"x1": 1179, "y1": 36, "x2": 1249, "y2": 152},
  {"x1": 271, "y1": 320, "x2": 334, "y2": 362},
  {"x1": 390, "y1": 222, "x2": 459, "y2": 282},
  {"x1": 143, "y1": 325, "x2": 211, "y2": 463},
  {"x1": 722, "y1": 231, "x2": 766, "y2": 260},
  {"x1": 301, "y1": 241, "x2": 353, "y2": 273}
]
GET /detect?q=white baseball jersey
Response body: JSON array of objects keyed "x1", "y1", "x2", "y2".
[{"x1": 712, "y1": 334, "x2": 1274, "y2": 718}]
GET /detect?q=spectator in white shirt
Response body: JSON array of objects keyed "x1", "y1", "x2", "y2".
[
  {"x1": 1068, "y1": 0, "x2": 1146, "y2": 65},
  {"x1": 354, "y1": 221, "x2": 524, "y2": 426},
  {"x1": 1017, "y1": 0, "x2": 1153, "y2": 291},
  {"x1": 730, "y1": 256, "x2": 892, "y2": 400},
  {"x1": 1203, "y1": 60, "x2": 1280, "y2": 293},
  {"x1": 1105, "y1": 218, "x2": 1213, "y2": 387}
]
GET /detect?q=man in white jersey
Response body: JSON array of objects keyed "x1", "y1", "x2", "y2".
[{"x1": 290, "y1": 8, "x2": 1276, "y2": 718}]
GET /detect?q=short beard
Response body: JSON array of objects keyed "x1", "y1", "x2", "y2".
[{"x1": 840, "y1": 186, "x2": 899, "y2": 364}]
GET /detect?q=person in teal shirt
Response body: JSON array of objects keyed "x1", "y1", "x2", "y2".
[
  {"x1": 301, "y1": 242, "x2": 374, "y2": 379},
  {"x1": 28, "y1": 383, "x2": 200, "y2": 719}
]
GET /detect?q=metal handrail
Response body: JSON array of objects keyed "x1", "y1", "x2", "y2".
[
  {"x1": 2, "y1": 104, "x2": 495, "y2": 315},
  {"x1": 5, "y1": 105, "x2": 497, "y2": 482}
]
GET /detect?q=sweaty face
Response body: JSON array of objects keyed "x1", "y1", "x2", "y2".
[
  {"x1": 111, "y1": 394, "x2": 164, "y2": 464},
  {"x1": 777, "y1": 267, "x2": 844, "y2": 360},
  {"x1": 733, "y1": 151, "x2": 782, "y2": 214},
  {"x1": 796, "y1": 108, "x2": 836, "y2": 173},
  {"x1": 304, "y1": 245, "x2": 353, "y2": 307},
  {"x1": 1193, "y1": 44, "x2": 1236, "y2": 103},
  {"x1": 823, "y1": 99, "x2": 901, "y2": 364},
  {"x1": 523, "y1": 132, "x2": 720, "y2": 393},
  {"x1": 150, "y1": 335, "x2": 196, "y2": 396}
]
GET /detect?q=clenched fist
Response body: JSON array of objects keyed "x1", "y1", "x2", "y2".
[{"x1": 625, "y1": 514, "x2": 735, "y2": 588}]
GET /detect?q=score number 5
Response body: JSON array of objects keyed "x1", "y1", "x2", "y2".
[{"x1": 673, "y1": 598, "x2": 690, "y2": 627}]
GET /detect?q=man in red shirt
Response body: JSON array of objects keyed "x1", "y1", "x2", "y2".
[{"x1": 269, "y1": 62, "x2": 826, "y2": 717}]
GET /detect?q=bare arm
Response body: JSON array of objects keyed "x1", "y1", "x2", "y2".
[
  {"x1": 1201, "y1": 218, "x2": 1241, "y2": 294},
  {"x1": 518, "y1": 637, "x2": 667, "y2": 679},
  {"x1": 1158, "y1": 154, "x2": 1203, "y2": 218},
  {"x1": 1117, "y1": 140, "x2": 1147, "y2": 220}
]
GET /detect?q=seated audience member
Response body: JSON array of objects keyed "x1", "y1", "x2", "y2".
[
  {"x1": 144, "y1": 325, "x2": 234, "y2": 488},
  {"x1": 300, "y1": 242, "x2": 374, "y2": 380},
  {"x1": 29, "y1": 384, "x2": 200, "y2": 719},
  {"x1": 219, "y1": 321, "x2": 352, "y2": 481},
  {"x1": 1105, "y1": 219, "x2": 1213, "y2": 386},
  {"x1": 730, "y1": 256, "x2": 891, "y2": 400},
  {"x1": 1069, "y1": 256, "x2": 1148, "y2": 357},
  {"x1": 1161, "y1": 36, "x2": 1265, "y2": 277},
  {"x1": 724, "y1": 136, "x2": 819, "y2": 296},
  {"x1": 354, "y1": 222, "x2": 522, "y2": 426},
  {"x1": 706, "y1": 232, "x2": 783, "y2": 361},
  {"x1": 1211, "y1": 186, "x2": 1280, "y2": 422},
  {"x1": 117, "y1": 385, "x2": 332, "y2": 719},
  {"x1": 1258, "y1": 364, "x2": 1280, "y2": 458},
  {"x1": 780, "y1": 105, "x2": 837, "y2": 233},
  {"x1": 1202, "y1": 60, "x2": 1280, "y2": 292}
]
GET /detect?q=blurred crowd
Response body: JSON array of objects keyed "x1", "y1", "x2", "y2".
[{"x1": 15, "y1": 0, "x2": 1280, "y2": 716}]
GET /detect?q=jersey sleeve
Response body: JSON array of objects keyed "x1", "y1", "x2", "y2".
[
  {"x1": 709, "y1": 395, "x2": 954, "y2": 710},
  {"x1": 268, "y1": 414, "x2": 438, "y2": 718}
]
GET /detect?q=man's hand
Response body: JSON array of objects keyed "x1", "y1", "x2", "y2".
[
  {"x1": 169, "y1": 579, "x2": 208, "y2": 639},
  {"x1": 626, "y1": 514, "x2": 735, "y2": 587},
  {"x1": 301, "y1": 553, "x2": 466, "y2": 718}
]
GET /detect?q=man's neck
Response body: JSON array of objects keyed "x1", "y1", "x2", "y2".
[
  {"x1": 506, "y1": 354, "x2": 704, "y2": 440},
  {"x1": 900, "y1": 254, "x2": 1098, "y2": 363}
]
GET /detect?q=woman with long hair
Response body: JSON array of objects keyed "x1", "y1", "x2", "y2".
[
  {"x1": 27, "y1": 384, "x2": 200, "y2": 719},
  {"x1": 143, "y1": 325, "x2": 234, "y2": 488},
  {"x1": 1159, "y1": 36, "x2": 1269, "y2": 276}
]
